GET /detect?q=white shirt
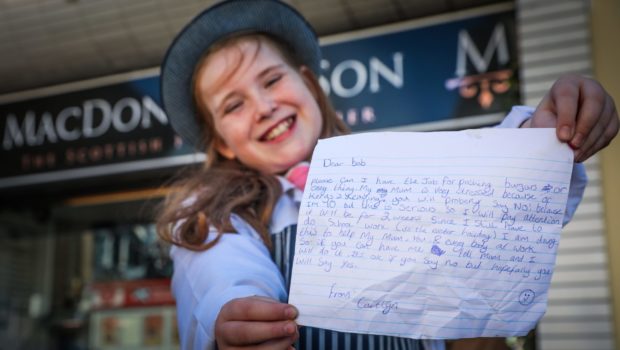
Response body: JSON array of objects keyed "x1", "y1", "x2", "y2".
[{"x1": 170, "y1": 106, "x2": 587, "y2": 350}]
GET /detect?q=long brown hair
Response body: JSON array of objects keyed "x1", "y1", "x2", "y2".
[{"x1": 157, "y1": 34, "x2": 349, "y2": 251}]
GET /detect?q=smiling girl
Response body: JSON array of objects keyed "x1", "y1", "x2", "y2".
[{"x1": 156, "y1": 1, "x2": 618, "y2": 350}]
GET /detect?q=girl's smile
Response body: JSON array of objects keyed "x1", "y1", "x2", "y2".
[
  {"x1": 194, "y1": 36, "x2": 323, "y2": 175},
  {"x1": 261, "y1": 116, "x2": 295, "y2": 142}
]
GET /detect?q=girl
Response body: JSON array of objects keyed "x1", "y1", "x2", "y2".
[{"x1": 157, "y1": 1, "x2": 618, "y2": 349}]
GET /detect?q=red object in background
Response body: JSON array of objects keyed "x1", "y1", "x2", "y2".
[{"x1": 89, "y1": 279, "x2": 175, "y2": 310}]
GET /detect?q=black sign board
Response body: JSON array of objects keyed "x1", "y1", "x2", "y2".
[{"x1": 0, "y1": 5, "x2": 518, "y2": 190}]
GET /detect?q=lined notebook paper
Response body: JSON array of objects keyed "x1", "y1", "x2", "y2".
[{"x1": 288, "y1": 129, "x2": 573, "y2": 339}]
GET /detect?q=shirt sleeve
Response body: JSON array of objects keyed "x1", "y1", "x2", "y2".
[
  {"x1": 495, "y1": 106, "x2": 588, "y2": 226},
  {"x1": 170, "y1": 216, "x2": 287, "y2": 350}
]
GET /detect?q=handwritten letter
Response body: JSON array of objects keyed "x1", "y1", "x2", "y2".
[{"x1": 288, "y1": 129, "x2": 573, "y2": 339}]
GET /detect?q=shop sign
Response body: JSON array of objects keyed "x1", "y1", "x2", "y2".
[
  {"x1": 0, "y1": 77, "x2": 200, "y2": 188},
  {"x1": 0, "y1": 5, "x2": 517, "y2": 188},
  {"x1": 320, "y1": 5, "x2": 519, "y2": 131}
]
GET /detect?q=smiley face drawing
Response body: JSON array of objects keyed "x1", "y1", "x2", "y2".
[{"x1": 519, "y1": 289, "x2": 535, "y2": 305}]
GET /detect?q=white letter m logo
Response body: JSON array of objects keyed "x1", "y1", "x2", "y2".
[{"x1": 455, "y1": 23, "x2": 509, "y2": 77}]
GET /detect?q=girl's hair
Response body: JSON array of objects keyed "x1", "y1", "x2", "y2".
[{"x1": 157, "y1": 34, "x2": 349, "y2": 251}]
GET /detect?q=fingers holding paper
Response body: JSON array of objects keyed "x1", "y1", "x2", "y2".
[
  {"x1": 525, "y1": 75, "x2": 619, "y2": 162},
  {"x1": 215, "y1": 296, "x2": 299, "y2": 349}
]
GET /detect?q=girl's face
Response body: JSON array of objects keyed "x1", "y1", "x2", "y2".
[{"x1": 194, "y1": 37, "x2": 323, "y2": 174}]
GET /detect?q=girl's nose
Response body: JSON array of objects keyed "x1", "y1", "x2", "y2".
[{"x1": 255, "y1": 92, "x2": 277, "y2": 120}]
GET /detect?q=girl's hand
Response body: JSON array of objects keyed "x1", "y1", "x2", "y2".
[
  {"x1": 215, "y1": 296, "x2": 299, "y2": 349},
  {"x1": 524, "y1": 75, "x2": 619, "y2": 162}
]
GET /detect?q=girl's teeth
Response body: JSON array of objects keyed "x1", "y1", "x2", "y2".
[{"x1": 266, "y1": 118, "x2": 292, "y2": 140}]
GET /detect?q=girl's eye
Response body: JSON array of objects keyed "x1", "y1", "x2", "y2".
[
  {"x1": 265, "y1": 74, "x2": 282, "y2": 88},
  {"x1": 224, "y1": 101, "x2": 242, "y2": 114}
]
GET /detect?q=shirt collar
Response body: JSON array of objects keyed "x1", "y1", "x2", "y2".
[
  {"x1": 268, "y1": 176, "x2": 304, "y2": 234},
  {"x1": 277, "y1": 175, "x2": 304, "y2": 204}
]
